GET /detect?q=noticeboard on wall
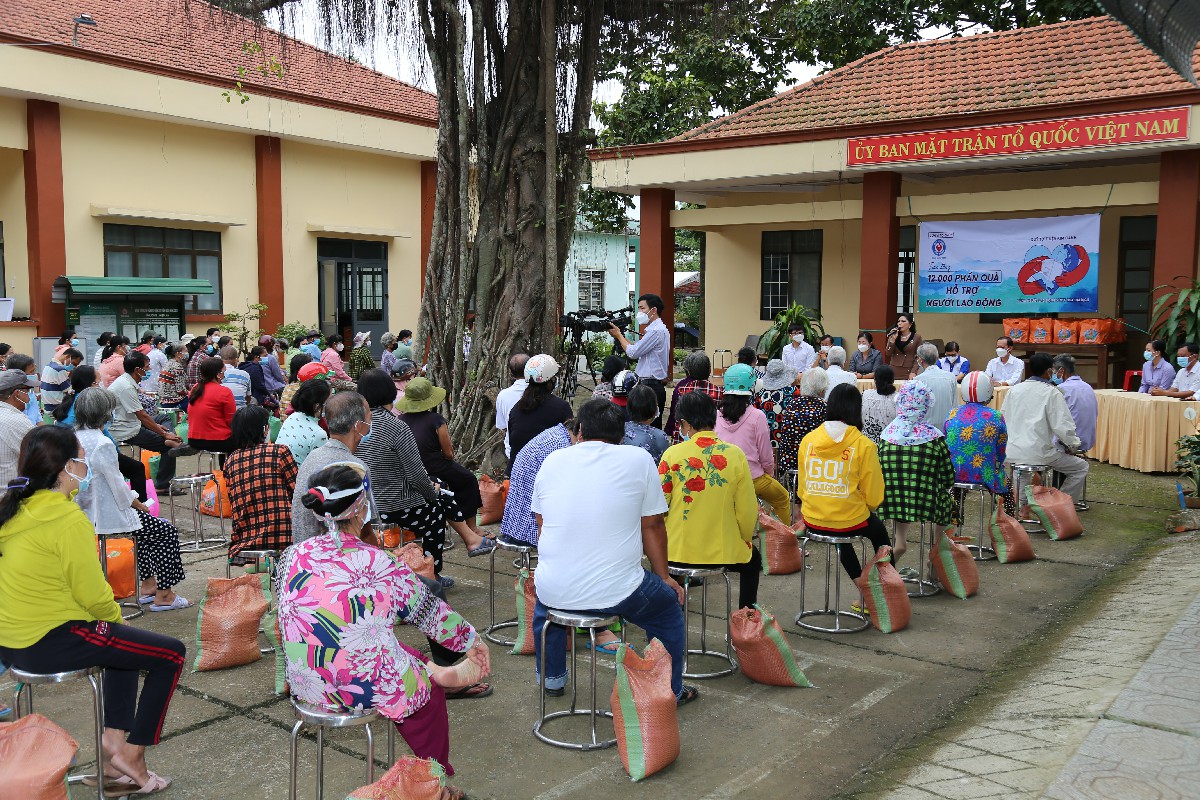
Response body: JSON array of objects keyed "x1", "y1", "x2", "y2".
[{"x1": 68, "y1": 301, "x2": 183, "y2": 350}]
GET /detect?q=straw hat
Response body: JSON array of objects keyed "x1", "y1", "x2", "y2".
[{"x1": 396, "y1": 377, "x2": 447, "y2": 413}]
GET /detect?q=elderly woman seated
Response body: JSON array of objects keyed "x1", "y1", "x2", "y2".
[
  {"x1": 278, "y1": 463, "x2": 490, "y2": 792},
  {"x1": 223, "y1": 405, "x2": 298, "y2": 560},
  {"x1": 775, "y1": 367, "x2": 828, "y2": 480},
  {"x1": 73, "y1": 387, "x2": 191, "y2": 611},
  {"x1": 661, "y1": 392, "x2": 761, "y2": 608},
  {"x1": 946, "y1": 371, "x2": 1016, "y2": 518},
  {"x1": 664, "y1": 351, "x2": 724, "y2": 442}
]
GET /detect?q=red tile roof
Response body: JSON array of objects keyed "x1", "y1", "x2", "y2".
[
  {"x1": 1, "y1": 0, "x2": 437, "y2": 126},
  {"x1": 668, "y1": 16, "x2": 1197, "y2": 146}
]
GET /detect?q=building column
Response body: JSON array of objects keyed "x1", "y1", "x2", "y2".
[
  {"x1": 640, "y1": 187, "x2": 675, "y2": 334},
  {"x1": 859, "y1": 171, "x2": 901, "y2": 333},
  {"x1": 23, "y1": 100, "x2": 67, "y2": 337},
  {"x1": 255, "y1": 135, "x2": 284, "y2": 332},
  {"x1": 1154, "y1": 149, "x2": 1200, "y2": 293},
  {"x1": 420, "y1": 160, "x2": 437, "y2": 294}
]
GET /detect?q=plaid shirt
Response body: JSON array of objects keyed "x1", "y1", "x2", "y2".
[
  {"x1": 224, "y1": 443, "x2": 298, "y2": 555},
  {"x1": 665, "y1": 379, "x2": 725, "y2": 442},
  {"x1": 877, "y1": 438, "x2": 956, "y2": 525},
  {"x1": 347, "y1": 346, "x2": 376, "y2": 380}
]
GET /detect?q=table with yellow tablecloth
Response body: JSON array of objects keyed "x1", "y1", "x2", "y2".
[{"x1": 1087, "y1": 389, "x2": 1198, "y2": 473}]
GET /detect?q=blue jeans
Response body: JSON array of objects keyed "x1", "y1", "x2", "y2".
[{"x1": 534, "y1": 569, "x2": 685, "y2": 698}]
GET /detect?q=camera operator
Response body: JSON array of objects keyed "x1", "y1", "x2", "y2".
[{"x1": 609, "y1": 294, "x2": 671, "y2": 428}]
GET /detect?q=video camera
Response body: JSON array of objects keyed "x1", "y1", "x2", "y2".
[{"x1": 559, "y1": 306, "x2": 634, "y2": 335}]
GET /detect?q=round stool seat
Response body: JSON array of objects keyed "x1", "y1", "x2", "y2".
[
  {"x1": 796, "y1": 528, "x2": 869, "y2": 634},
  {"x1": 545, "y1": 610, "x2": 619, "y2": 630},
  {"x1": 10, "y1": 665, "x2": 103, "y2": 684},
  {"x1": 290, "y1": 698, "x2": 379, "y2": 728},
  {"x1": 288, "y1": 699, "x2": 395, "y2": 799},
  {"x1": 667, "y1": 565, "x2": 737, "y2": 679},
  {"x1": 169, "y1": 473, "x2": 212, "y2": 488},
  {"x1": 534, "y1": 607, "x2": 620, "y2": 751}
]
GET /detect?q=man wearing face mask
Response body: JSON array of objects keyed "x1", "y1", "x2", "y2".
[
  {"x1": 609, "y1": 294, "x2": 671, "y2": 428},
  {"x1": 1138, "y1": 338, "x2": 1175, "y2": 393},
  {"x1": 1154, "y1": 343, "x2": 1200, "y2": 399},
  {"x1": 781, "y1": 322, "x2": 816, "y2": 374},
  {"x1": 1052, "y1": 354, "x2": 1097, "y2": 452},
  {"x1": 1002, "y1": 352, "x2": 1088, "y2": 502},
  {"x1": 0, "y1": 370, "x2": 38, "y2": 486},
  {"x1": 985, "y1": 336, "x2": 1024, "y2": 386}
]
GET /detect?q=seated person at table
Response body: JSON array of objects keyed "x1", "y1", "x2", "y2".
[
  {"x1": 986, "y1": 337, "x2": 1024, "y2": 387},
  {"x1": 1140, "y1": 338, "x2": 1176, "y2": 393},
  {"x1": 936, "y1": 340, "x2": 971, "y2": 381},
  {"x1": 946, "y1": 372, "x2": 1016, "y2": 518},
  {"x1": 1152, "y1": 342, "x2": 1200, "y2": 399},
  {"x1": 661, "y1": 392, "x2": 760, "y2": 608},
  {"x1": 530, "y1": 399, "x2": 696, "y2": 706},
  {"x1": 499, "y1": 418, "x2": 576, "y2": 546},
  {"x1": 1053, "y1": 354, "x2": 1097, "y2": 452},
  {"x1": 1001, "y1": 353, "x2": 1088, "y2": 502},
  {"x1": 279, "y1": 463, "x2": 490, "y2": 788},
  {"x1": 823, "y1": 346, "x2": 858, "y2": 399},
  {"x1": 0, "y1": 426, "x2": 185, "y2": 795},
  {"x1": 812, "y1": 334, "x2": 835, "y2": 369},
  {"x1": 780, "y1": 323, "x2": 815, "y2": 374},
  {"x1": 849, "y1": 331, "x2": 882, "y2": 378},
  {"x1": 797, "y1": 384, "x2": 892, "y2": 580}
]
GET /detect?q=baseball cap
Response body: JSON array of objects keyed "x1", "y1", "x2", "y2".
[{"x1": 0, "y1": 369, "x2": 38, "y2": 392}]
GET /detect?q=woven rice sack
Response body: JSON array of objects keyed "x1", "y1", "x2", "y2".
[
  {"x1": 193, "y1": 573, "x2": 268, "y2": 672},
  {"x1": 729, "y1": 604, "x2": 811, "y2": 687},
  {"x1": 510, "y1": 567, "x2": 537, "y2": 655},
  {"x1": 1002, "y1": 318, "x2": 1029, "y2": 343},
  {"x1": 989, "y1": 503, "x2": 1036, "y2": 563},
  {"x1": 98, "y1": 537, "x2": 136, "y2": 600},
  {"x1": 199, "y1": 470, "x2": 233, "y2": 518},
  {"x1": 1024, "y1": 485, "x2": 1083, "y2": 540},
  {"x1": 757, "y1": 510, "x2": 803, "y2": 575},
  {"x1": 0, "y1": 713, "x2": 78, "y2": 800},
  {"x1": 394, "y1": 543, "x2": 436, "y2": 581},
  {"x1": 611, "y1": 639, "x2": 680, "y2": 781},
  {"x1": 928, "y1": 530, "x2": 979, "y2": 599},
  {"x1": 478, "y1": 475, "x2": 509, "y2": 525},
  {"x1": 345, "y1": 757, "x2": 448, "y2": 800},
  {"x1": 853, "y1": 546, "x2": 911, "y2": 633}
]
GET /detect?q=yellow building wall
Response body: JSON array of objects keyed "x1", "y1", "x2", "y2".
[
  {"x1": 0, "y1": 147, "x2": 29, "y2": 321},
  {"x1": 280, "y1": 141, "x2": 423, "y2": 332},
  {"x1": 0, "y1": 96, "x2": 26, "y2": 151}
]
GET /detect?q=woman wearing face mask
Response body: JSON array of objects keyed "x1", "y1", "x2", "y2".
[
  {"x1": 54, "y1": 331, "x2": 79, "y2": 358},
  {"x1": 883, "y1": 313, "x2": 923, "y2": 379},
  {"x1": 936, "y1": 340, "x2": 971, "y2": 382},
  {"x1": 157, "y1": 345, "x2": 189, "y2": 412},
  {"x1": 1139, "y1": 338, "x2": 1176, "y2": 393},
  {"x1": 849, "y1": 331, "x2": 882, "y2": 378},
  {"x1": 812, "y1": 334, "x2": 835, "y2": 369},
  {"x1": 98, "y1": 336, "x2": 131, "y2": 388},
  {"x1": 320, "y1": 334, "x2": 355, "y2": 384},
  {"x1": 72, "y1": 388, "x2": 191, "y2": 611},
  {"x1": 0, "y1": 425, "x2": 187, "y2": 795}
]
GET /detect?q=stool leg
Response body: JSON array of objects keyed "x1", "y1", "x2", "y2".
[
  {"x1": 315, "y1": 726, "x2": 325, "y2": 800},
  {"x1": 797, "y1": 545, "x2": 808, "y2": 624},
  {"x1": 977, "y1": 489, "x2": 986, "y2": 555},
  {"x1": 10, "y1": 685, "x2": 21, "y2": 719},
  {"x1": 364, "y1": 722, "x2": 375, "y2": 784},
  {"x1": 387, "y1": 723, "x2": 395, "y2": 767},
  {"x1": 698, "y1": 576, "x2": 709, "y2": 656},
  {"x1": 487, "y1": 545, "x2": 498, "y2": 633},
  {"x1": 832, "y1": 544, "x2": 843, "y2": 632},
  {"x1": 568, "y1": 624, "x2": 578, "y2": 714},
  {"x1": 723, "y1": 572, "x2": 734, "y2": 664},
  {"x1": 89, "y1": 672, "x2": 106, "y2": 800},
  {"x1": 823, "y1": 542, "x2": 833, "y2": 613},
  {"x1": 538, "y1": 613, "x2": 549, "y2": 734},
  {"x1": 588, "y1": 626, "x2": 599, "y2": 747},
  {"x1": 680, "y1": 578, "x2": 691, "y2": 676},
  {"x1": 288, "y1": 721, "x2": 303, "y2": 800},
  {"x1": 24, "y1": 684, "x2": 33, "y2": 716}
]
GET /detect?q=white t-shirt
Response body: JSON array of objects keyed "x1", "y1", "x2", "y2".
[
  {"x1": 494, "y1": 378, "x2": 528, "y2": 457},
  {"x1": 1172, "y1": 362, "x2": 1200, "y2": 394},
  {"x1": 531, "y1": 441, "x2": 667, "y2": 609}
]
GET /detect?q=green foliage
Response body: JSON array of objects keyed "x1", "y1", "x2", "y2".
[
  {"x1": 275, "y1": 320, "x2": 318, "y2": 347},
  {"x1": 1151, "y1": 280, "x2": 1200, "y2": 349},
  {"x1": 673, "y1": 347, "x2": 691, "y2": 365},
  {"x1": 676, "y1": 296, "x2": 702, "y2": 328},
  {"x1": 758, "y1": 304, "x2": 825, "y2": 360},
  {"x1": 584, "y1": 336, "x2": 614, "y2": 372},
  {"x1": 222, "y1": 40, "x2": 285, "y2": 104},
  {"x1": 1175, "y1": 433, "x2": 1200, "y2": 495},
  {"x1": 220, "y1": 302, "x2": 268, "y2": 357}
]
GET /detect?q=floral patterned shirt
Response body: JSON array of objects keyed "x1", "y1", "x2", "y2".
[
  {"x1": 945, "y1": 402, "x2": 1009, "y2": 494},
  {"x1": 277, "y1": 531, "x2": 476, "y2": 722},
  {"x1": 659, "y1": 432, "x2": 757, "y2": 564},
  {"x1": 754, "y1": 385, "x2": 804, "y2": 443}
]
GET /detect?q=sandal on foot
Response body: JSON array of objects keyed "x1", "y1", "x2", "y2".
[
  {"x1": 468, "y1": 539, "x2": 497, "y2": 557},
  {"x1": 585, "y1": 639, "x2": 621, "y2": 654},
  {"x1": 106, "y1": 771, "x2": 171, "y2": 797},
  {"x1": 676, "y1": 684, "x2": 700, "y2": 707},
  {"x1": 850, "y1": 602, "x2": 869, "y2": 616},
  {"x1": 443, "y1": 538, "x2": 456, "y2": 551},
  {"x1": 83, "y1": 774, "x2": 135, "y2": 790},
  {"x1": 149, "y1": 596, "x2": 192, "y2": 612},
  {"x1": 445, "y1": 682, "x2": 492, "y2": 700}
]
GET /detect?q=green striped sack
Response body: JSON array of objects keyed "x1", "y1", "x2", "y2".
[
  {"x1": 729, "y1": 604, "x2": 812, "y2": 687},
  {"x1": 853, "y1": 545, "x2": 911, "y2": 633},
  {"x1": 258, "y1": 569, "x2": 287, "y2": 695},
  {"x1": 989, "y1": 502, "x2": 1035, "y2": 563},
  {"x1": 928, "y1": 530, "x2": 979, "y2": 599},
  {"x1": 510, "y1": 568, "x2": 537, "y2": 655},
  {"x1": 611, "y1": 639, "x2": 680, "y2": 781},
  {"x1": 1024, "y1": 485, "x2": 1083, "y2": 540}
]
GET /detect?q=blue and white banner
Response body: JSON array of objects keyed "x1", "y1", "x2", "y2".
[{"x1": 918, "y1": 214, "x2": 1100, "y2": 314}]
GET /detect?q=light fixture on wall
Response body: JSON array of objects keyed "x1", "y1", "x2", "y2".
[{"x1": 72, "y1": 13, "x2": 97, "y2": 47}]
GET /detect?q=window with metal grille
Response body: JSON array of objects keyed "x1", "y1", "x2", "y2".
[
  {"x1": 760, "y1": 230, "x2": 823, "y2": 320},
  {"x1": 897, "y1": 225, "x2": 916, "y2": 315},
  {"x1": 103, "y1": 224, "x2": 221, "y2": 312},
  {"x1": 578, "y1": 269, "x2": 606, "y2": 311},
  {"x1": 1118, "y1": 216, "x2": 1156, "y2": 336}
]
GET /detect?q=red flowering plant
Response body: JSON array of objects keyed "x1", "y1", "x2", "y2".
[{"x1": 661, "y1": 436, "x2": 733, "y2": 520}]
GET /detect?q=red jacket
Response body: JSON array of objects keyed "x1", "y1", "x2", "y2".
[{"x1": 188, "y1": 384, "x2": 236, "y2": 439}]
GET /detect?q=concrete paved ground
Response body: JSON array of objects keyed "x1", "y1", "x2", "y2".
[{"x1": 0, "y1": 459, "x2": 1185, "y2": 799}]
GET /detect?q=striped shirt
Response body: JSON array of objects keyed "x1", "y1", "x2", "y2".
[{"x1": 355, "y1": 407, "x2": 439, "y2": 514}]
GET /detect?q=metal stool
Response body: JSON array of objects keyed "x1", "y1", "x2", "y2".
[
  {"x1": 485, "y1": 538, "x2": 536, "y2": 647},
  {"x1": 288, "y1": 698, "x2": 395, "y2": 800},
  {"x1": 167, "y1": 473, "x2": 225, "y2": 552},
  {"x1": 954, "y1": 482, "x2": 996, "y2": 562},
  {"x1": 197, "y1": 451, "x2": 230, "y2": 541},
  {"x1": 668, "y1": 565, "x2": 737, "y2": 678},
  {"x1": 1051, "y1": 469, "x2": 1090, "y2": 512},
  {"x1": 96, "y1": 532, "x2": 145, "y2": 620},
  {"x1": 226, "y1": 548, "x2": 279, "y2": 579},
  {"x1": 11, "y1": 665, "x2": 106, "y2": 800},
  {"x1": 891, "y1": 520, "x2": 941, "y2": 597},
  {"x1": 533, "y1": 610, "x2": 620, "y2": 750},
  {"x1": 1010, "y1": 464, "x2": 1051, "y2": 533},
  {"x1": 796, "y1": 529, "x2": 869, "y2": 633}
]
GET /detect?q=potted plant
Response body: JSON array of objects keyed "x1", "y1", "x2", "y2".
[
  {"x1": 1151, "y1": 278, "x2": 1200, "y2": 347},
  {"x1": 1174, "y1": 432, "x2": 1200, "y2": 508},
  {"x1": 757, "y1": 303, "x2": 825, "y2": 360}
]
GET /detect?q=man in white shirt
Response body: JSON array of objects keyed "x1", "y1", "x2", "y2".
[
  {"x1": 530, "y1": 399, "x2": 695, "y2": 705},
  {"x1": 109, "y1": 352, "x2": 182, "y2": 493},
  {"x1": 913, "y1": 343, "x2": 958, "y2": 430},
  {"x1": 143, "y1": 335, "x2": 168, "y2": 392},
  {"x1": 1153, "y1": 343, "x2": 1200, "y2": 400},
  {"x1": 1001, "y1": 353, "x2": 1088, "y2": 501},
  {"x1": 822, "y1": 346, "x2": 858, "y2": 399},
  {"x1": 609, "y1": 294, "x2": 672, "y2": 427},
  {"x1": 985, "y1": 336, "x2": 1024, "y2": 386},
  {"x1": 781, "y1": 323, "x2": 816, "y2": 374},
  {"x1": 494, "y1": 352, "x2": 529, "y2": 459}
]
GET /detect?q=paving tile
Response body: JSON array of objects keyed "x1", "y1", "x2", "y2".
[
  {"x1": 940, "y1": 752, "x2": 1039, "y2": 777},
  {"x1": 1107, "y1": 689, "x2": 1200, "y2": 736},
  {"x1": 1042, "y1": 753, "x2": 1191, "y2": 800},
  {"x1": 919, "y1": 775, "x2": 1014, "y2": 798},
  {"x1": 1074, "y1": 719, "x2": 1200, "y2": 778}
]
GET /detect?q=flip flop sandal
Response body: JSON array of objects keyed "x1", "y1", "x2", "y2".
[
  {"x1": 148, "y1": 596, "x2": 192, "y2": 612},
  {"x1": 445, "y1": 682, "x2": 492, "y2": 700},
  {"x1": 105, "y1": 772, "x2": 171, "y2": 797},
  {"x1": 138, "y1": 595, "x2": 155, "y2": 605},
  {"x1": 83, "y1": 774, "x2": 136, "y2": 790},
  {"x1": 585, "y1": 639, "x2": 621, "y2": 654},
  {"x1": 468, "y1": 539, "x2": 497, "y2": 557},
  {"x1": 675, "y1": 685, "x2": 700, "y2": 707}
]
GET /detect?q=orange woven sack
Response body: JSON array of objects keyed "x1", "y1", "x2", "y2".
[
  {"x1": 1024, "y1": 485, "x2": 1083, "y2": 540},
  {"x1": 853, "y1": 545, "x2": 911, "y2": 633},
  {"x1": 1002, "y1": 318, "x2": 1029, "y2": 344},
  {"x1": 729, "y1": 604, "x2": 812, "y2": 687},
  {"x1": 757, "y1": 510, "x2": 803, "y2": 575},
  {"x1": 1028, "y1": 318, "x2": 1053, "y2": 344},
  {"x1": 928, "y1": 530, "x2": 979, "y2": 599},
  {"x1": 1077, "y1": 319, "x2": 1102, "y2": 344},
  {"x1": 200, "y1": 470, "x2": 233, "y2": 518},
  {"x1": 0, "y1": 713, "x2": 78, "y2": 800},
  {"x1": 989, "y1": 502, "x2": 1035, "y2": 563},
  {"x1": 97, "y1": 537, "x2": 136, "y2": 600},
  {"x1": 510, "y1": 567, "x2": 537, "y2": 655},
  {"x1": 394, "y1": 543, "x2": 436, "y2": 581},
  {"x1": 193, "y1": 573, "x2": 269, "y2": 671},
  {"x1": 1053, "y1": 319, "x2": 1078, "y2": 344},
  {"x1": 346, "y1": 756, "x2": 448, "y2": 799},
  {"x1": 611, "y1": 639, "x2": 680, "y2": 781},
  {"x1": 478, "y1": 475, "x2": 509, "y2": 525}
]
